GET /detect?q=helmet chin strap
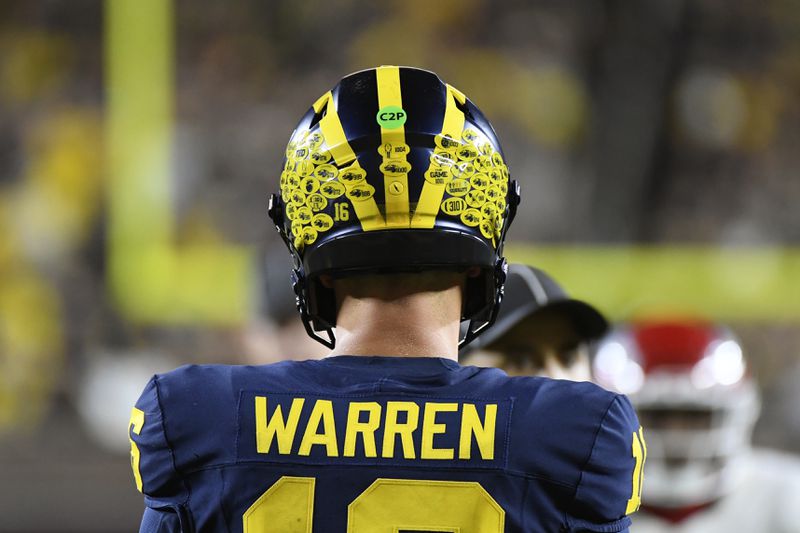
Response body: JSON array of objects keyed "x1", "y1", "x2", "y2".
[
  {"x1": 292, "y1": 268, "x2": 336, "y2": 349},
  {"x1": 270, "y1": 193, "x2": 336, "y2": 349},
  {"x1": 459, "y1": 257, "x2": 507, "y2": 348}
]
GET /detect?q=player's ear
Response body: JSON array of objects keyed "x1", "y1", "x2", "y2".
[
  {"x1": 466, "y1": 266, "x2": 481, "y2": 278},
  {"x1": 319, "y1": 274, "x2": 334, "y2": 289}
]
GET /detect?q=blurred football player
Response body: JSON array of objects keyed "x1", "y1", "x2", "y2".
[
  {"x1": 461, "y1": 263, "x2": 609, "y2": 381},
  {"x1": 129, "y1": 66, "x2": 644, "y2": 532},
  {"x1": 594, "y1": 319, "x2": 800, "y2": 532}
]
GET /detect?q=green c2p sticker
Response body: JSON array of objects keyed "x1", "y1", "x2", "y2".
[{"x1": 376, "y1": 105, "x2": 407, "y2": 129}]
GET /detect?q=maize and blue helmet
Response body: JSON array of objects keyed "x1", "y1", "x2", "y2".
[{"x1": 268, "y1": 66, "x2": 520, "y2": 348}]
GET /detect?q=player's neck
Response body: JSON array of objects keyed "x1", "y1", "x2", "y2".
[{"x1": 329, "y1": 285, "x2": 461, "y2": 360}]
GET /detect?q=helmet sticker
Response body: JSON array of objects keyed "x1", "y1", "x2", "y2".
[
  {"x1": 494, "y1": 214, "x2": 503, "y2": 237},
  {"x1": 473, "y1": 156, "x2": 492, "y2": 172},
  {"x1": 300, "y1": 177, "x2": 320, "y2": 195},
  {"x1": 346, "y1": 183, "x2": 376, "y2": 202},
  {"x1": 379, "y1": 159, "x2": 412, "y2": 176},
  {"x1": 469, "y1": 174, "x2": 490, "y2": 190},
  {"x1": 480, "y1": 203, "x2": 498, "y2": 220},
  {"x1": 456, "y1": 145, "x2": 479, "y2": 161},
  {"x1": 460, "y1": 209, "x2": 482, "y2": 227},
  {"x1": 309, "y1": 150, "x2": 332, "y2": 164},
  {"x1": 306, "y1": 132, "x2": 324, "y2": 149},
  {"x1": 465, "y1": 189, "x2": 486, "y2": 208},
  {"x1": 285, "y1": 173, "x2": 300, "y2": 189},
  {"x1": 387, "y1": 180, "x2": 405, "y2": 196},
  {"x1": 295, "y1": 160, "x2": 315, "y2": 177},
  {"x1": 441, "y1": 197, "x2": 467, "y2": 216},
  {"x1": 301, "y1": 226, "x2": 318, "y2": 245},
  {"x1": 285, "y1": 202, "x2": 298, "y2": 220},
  {"x1": 319, "y1": 181, "x2": 345, "y2": 199},
  {"x1": 311, "y1": 213, "x2": 334, "y2": 232},
  {"x1": 376, "y1": 105, "x2": 407, "y2": 129},
  {"x1": 294, "y1": 207, "x2": 312, "y2": 224},
  {"x1": 462, "y1": 129, "x2": 480, "y2": 143},
  {"x1": 424, "y1": 166, "x2": 451, "y2": 185},
  {"x1": 445, "y1": 179, "x2": 470, "y2": 197},
  {"x1": 430, "y1": 151, "x2": 456, "y2": 166},
  {"x1": 485, "y1": 186, "x2": 502, "y2": 202},
  {"x1": 313, "y1": 164, "x2": 338, "y2": 180},
  {"x1": 339, "y1": 165, "x2": 367, "y2": 184},
  {"x1": 378, "y1": 142, "x2": 410, "y2": 159},
  {"x1": 289, "y1": 189, "x2": 306, "y2": 206},
  {"x1": 450, "y1": 161, "x2": 476, "y2": 178},
  {"x1": 479, "y1": 219, "x2": 494, "y2": 240},
  {"x1": 434, "y1": 133, "x2": 461, "y2": 151},
  {"x1": 306, "y1": 193, "x2": 328, "y2": 212}
]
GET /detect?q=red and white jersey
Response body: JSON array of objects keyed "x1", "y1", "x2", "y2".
[{"x1": 631, "y1": 449, "x2": 800, "y2": 533}]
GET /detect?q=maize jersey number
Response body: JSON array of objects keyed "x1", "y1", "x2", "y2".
[
  {"x1": 625, "y1": 427, "x2": 647, "y2": 514},
  {"x1": 242, "y1": 476, "x2": 505, "y2": 532}
]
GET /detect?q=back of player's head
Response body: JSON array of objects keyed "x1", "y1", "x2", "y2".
[
  {"x1": 268, "y1": 66, "x2": 520, "y2": 348},
  {"x1": 593, "y1": 319, "x2": 760, "y2": 508}
]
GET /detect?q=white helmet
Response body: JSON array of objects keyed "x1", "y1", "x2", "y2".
[{"x1": 593, "y1": 320, "x2": 760, "y2": 508}]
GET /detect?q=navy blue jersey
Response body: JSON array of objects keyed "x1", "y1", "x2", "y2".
[{"x1": 129, "y1": 356, "x2": 644, "y2": 532}]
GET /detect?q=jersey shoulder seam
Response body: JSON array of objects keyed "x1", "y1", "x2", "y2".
[
  {"x1": 153, "y1": 374, "x2": 192, "y2": 507},
  {"x1": 570, "y1": 393, "x2": 621, "y2": 503}
]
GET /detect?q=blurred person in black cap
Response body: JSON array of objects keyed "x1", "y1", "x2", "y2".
[{"x1": 461, "y1": 263, "x2": 609, "y2": 381}]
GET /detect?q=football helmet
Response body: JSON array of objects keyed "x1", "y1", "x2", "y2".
[
  {"x1": 593, "y1": 320, "x2": 760, "y2": 508},
  {"x1": 268, "y1": 66, "x2": 520, "y2": 348}
]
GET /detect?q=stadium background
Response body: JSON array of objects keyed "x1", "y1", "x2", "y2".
[{"x1": 1, "y1": 0, "x2": 799, "y2": 530}]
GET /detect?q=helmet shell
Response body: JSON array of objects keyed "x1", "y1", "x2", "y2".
[{"x1": 269, "y1": 66, "x2": 520, "y2": 347}]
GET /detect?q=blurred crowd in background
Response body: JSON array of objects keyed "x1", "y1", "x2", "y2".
[{"x1": 1, "y1": 0, "x2": 800, "y2": 530}]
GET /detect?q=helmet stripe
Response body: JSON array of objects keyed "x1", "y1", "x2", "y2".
[
  {"x1": 313, "y1": 91, "x2": 385, "y2": 231},
  {"x1": 411, "y1": 84, "x2": 466, "y2": 228},
  {"x1": 376, "y1": 65, "x2": 411, "y2": 228}
]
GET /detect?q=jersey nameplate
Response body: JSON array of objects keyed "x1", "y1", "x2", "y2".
[{"x1": 237, "y1": 392, "x2": 512, "y2": 470}]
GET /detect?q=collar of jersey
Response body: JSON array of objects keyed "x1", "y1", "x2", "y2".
[{"x1": 321, "y1": 355, "x2": 461, "y2": 373}]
